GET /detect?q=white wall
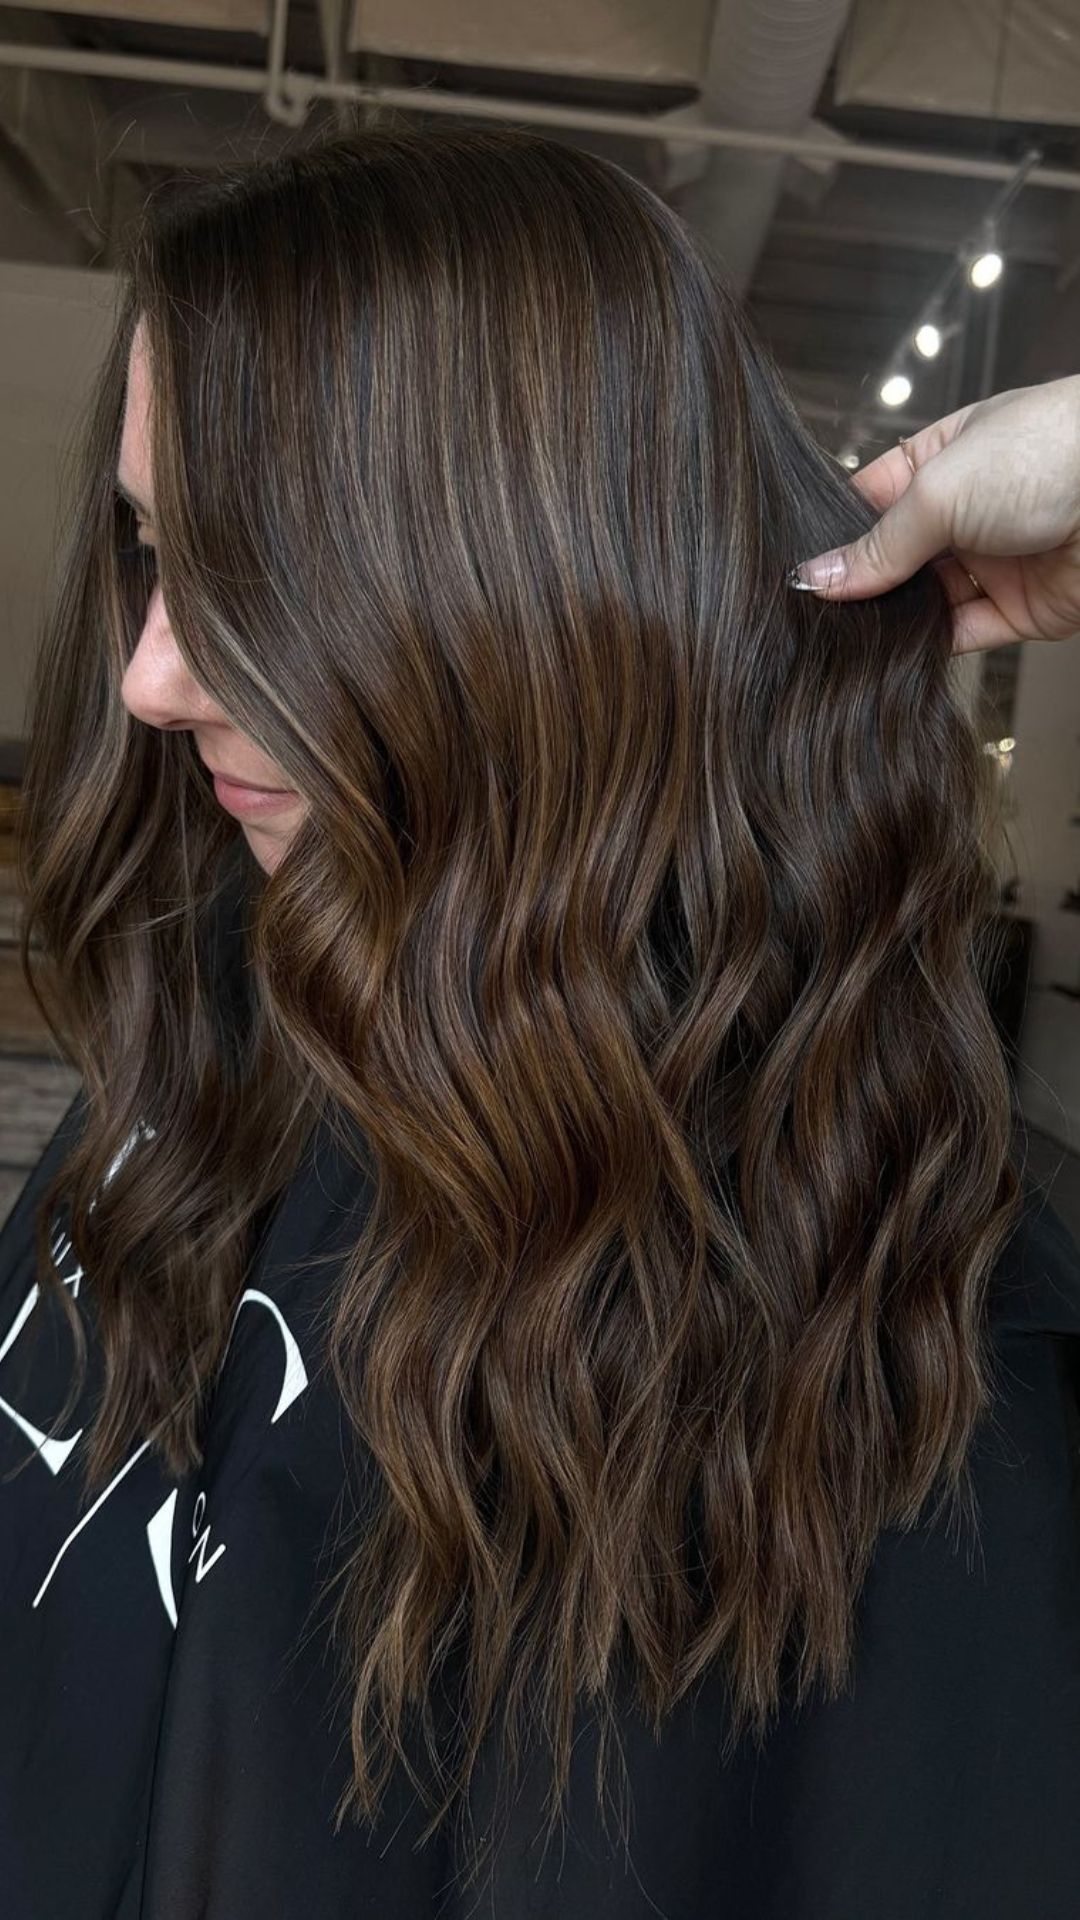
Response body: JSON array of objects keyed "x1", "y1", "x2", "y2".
[
  {"x1": 0, "y1": 260, "x2": 119, "y2": 740},
  {"x1": 1007, "y1": 634, "x2": 1080, "y2": 1150}
]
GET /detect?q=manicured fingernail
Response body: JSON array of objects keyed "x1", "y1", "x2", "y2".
[{"x1": 787, "y1": 552, "x2": 845, "y2": 590}]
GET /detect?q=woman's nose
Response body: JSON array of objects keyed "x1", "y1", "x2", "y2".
[{"x1": 120, "y1": 591, "x2": 216, "y2": 732}]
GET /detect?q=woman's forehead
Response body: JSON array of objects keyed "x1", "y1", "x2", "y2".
[{"x1": 118, "y1": 323, "x2": 154, "y2": 517}]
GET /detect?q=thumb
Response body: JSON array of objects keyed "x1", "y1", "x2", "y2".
[{"x1": 790, "y1": 471, "x2": 947, "y2": 597}]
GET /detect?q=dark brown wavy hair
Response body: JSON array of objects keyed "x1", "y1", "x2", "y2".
[{"x1": 15, "y1": 117, "x2": 1024, "y2": 1885}]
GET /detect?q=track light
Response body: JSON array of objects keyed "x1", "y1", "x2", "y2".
[
  {"x1": 969, "y1": 220, "x2": 1004, "y2": 288},
  {"x1": 844, "y1": 154, "x2": 1037, "y2": 459},
  {"x1": 879, "y1": 373, "x2": 912, "y2": 408},
  {"x1": 969, "y1": 249, "x2": 1003, "y2": 288}
]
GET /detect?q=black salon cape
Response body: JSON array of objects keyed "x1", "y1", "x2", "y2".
[{"x1": 1, "y1": 1081, "x2": 1079, "y2": 1920}]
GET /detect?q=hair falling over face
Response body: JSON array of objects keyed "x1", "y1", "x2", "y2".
[{"x1": 14, "y1": 117, "x2": 1025, "y2": 1890}]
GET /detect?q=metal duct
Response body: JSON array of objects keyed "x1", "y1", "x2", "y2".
[
  {"x1": 10, "y1": 0, "x2": 269, "y2": 25},
  {"x1": 675, "y1": 0, "x2": 858, "y2": 296}
]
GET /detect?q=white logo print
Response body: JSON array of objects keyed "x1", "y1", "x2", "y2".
[
  {"x1": 1, "y1": 1128, "x2": 311, "y2": 1628},
  {"x1": 0, "y1": 1218, "x2": 85, "y2": 1474},
  {"x1": 147, "y1": 1487, "x2": 180, "y2": 1627},
  {"x1": 229, "y1": 1287, "x2": 309, "y2": 1421},
  {"x1": 188, "y1": 1488, "x2": 227, "y2": 1583},
  {"x1": 0, "y1": 1117, "x2": 154, "y2": 1476}
]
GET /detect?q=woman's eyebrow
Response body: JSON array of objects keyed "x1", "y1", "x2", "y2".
[{"x1": 115, "y1": 477, "x2": 153, "y2": 518}]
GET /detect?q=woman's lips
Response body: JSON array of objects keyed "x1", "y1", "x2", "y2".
[{"x1": 212, "y1": 774, "x2": 297, "y2": 819}]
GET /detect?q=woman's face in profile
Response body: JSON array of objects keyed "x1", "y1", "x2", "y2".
[{"x1": 117, "y1": 319, "x2": 309, "y2": 876}]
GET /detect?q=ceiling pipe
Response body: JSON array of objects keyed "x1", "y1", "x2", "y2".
[
  {"x1": 0, "y1": 28, "x2": 1078, "y2": 191},
  {"x1": 672, "y1": 0, "x2": 858, "y2": 296}
]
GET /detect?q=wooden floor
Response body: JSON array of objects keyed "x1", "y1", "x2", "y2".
[{"x1": 0, "y1": 782, "x2": 82, "y2": 1233}]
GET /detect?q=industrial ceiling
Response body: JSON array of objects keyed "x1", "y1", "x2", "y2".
[{"x1": 0, "y1": 0, "x2": 1077, "y2": 467}]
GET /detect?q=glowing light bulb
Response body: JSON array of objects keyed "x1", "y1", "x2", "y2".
[
  {"x1": 969, "y1": 250, "x2": 1003, "y2": 289},
  {"x1": 914, "y1": 322, "x2": 942, "y2": 358},
  {"x1": 879, "y1": 373, "x2": 912, "y2": 408}
]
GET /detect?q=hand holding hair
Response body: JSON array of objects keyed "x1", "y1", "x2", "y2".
[{"x1": 789, "y1": 372, "x2": 1080, "y2": 656}]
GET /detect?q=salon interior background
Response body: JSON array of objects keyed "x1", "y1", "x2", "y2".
[{"x1": 0, "y1": 0, "x2": 1079, "y2": 1207}]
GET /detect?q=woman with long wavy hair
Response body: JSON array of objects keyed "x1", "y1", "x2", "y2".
[{"x1": 1, "y1": 120, "x2": 1078, "y2": 1919}]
